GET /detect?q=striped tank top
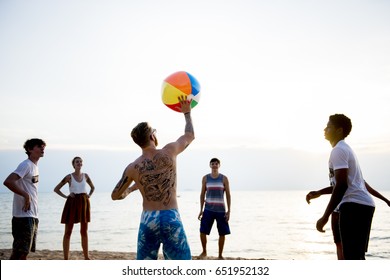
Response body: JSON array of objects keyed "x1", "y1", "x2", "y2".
[{"x1": 205, "y1": 174, "x2": 226, "y2": 213}]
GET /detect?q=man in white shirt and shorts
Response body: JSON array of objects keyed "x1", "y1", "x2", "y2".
[
  {"x1": 3, "y1": 138, "x2": 46, "y2": 260},
  {"x1": 316, "y1": 114, "x2": 375, "y2": 260}
]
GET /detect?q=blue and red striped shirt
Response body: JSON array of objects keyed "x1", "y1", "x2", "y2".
[{"x1": 205, "y1": 174, "x2": 226, "y2": 213}]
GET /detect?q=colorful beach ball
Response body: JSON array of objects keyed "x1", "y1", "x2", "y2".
[{"x1": 161, "y1": 71, "x2": 201, "y2": 113}]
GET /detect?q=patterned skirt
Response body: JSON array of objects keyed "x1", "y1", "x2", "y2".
[{"x1": 61, "y1": 193, "x2": 90, "y2": 224}]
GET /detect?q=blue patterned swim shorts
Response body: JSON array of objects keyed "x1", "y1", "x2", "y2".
[{"x1": 137, "y1": 209, "x2": 191, "y2": 260}]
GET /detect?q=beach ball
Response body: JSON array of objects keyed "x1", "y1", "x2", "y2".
[{"x1": 161, "y1": 71, "x2": 201, "y2": 112}]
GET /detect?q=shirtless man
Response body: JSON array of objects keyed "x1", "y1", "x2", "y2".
[{"x1": 111, "y1": 96, "x2": 194, "y2": 260}]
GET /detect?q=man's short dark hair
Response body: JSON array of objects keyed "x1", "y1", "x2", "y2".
[
  {"x1": 210, "y1": 158, "x2": 220, "y2": 164},
  {"x1": 23, "y1": 138, "x2": 46, "y2": 155},
  {"x1": 329, "y1": 114, "x2": 352, "y2": 138},
  {"x1": 131, "y1": 122, "x2": 152, "y2": 148}
]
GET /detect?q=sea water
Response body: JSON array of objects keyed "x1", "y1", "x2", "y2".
[{"x1": 1, "y1": 190, "x2": 389, "y2": 260}]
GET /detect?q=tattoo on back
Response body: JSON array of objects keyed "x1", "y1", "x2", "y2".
[{"x1": 135, "y1": 153, "x2": 175, "y2": 205}]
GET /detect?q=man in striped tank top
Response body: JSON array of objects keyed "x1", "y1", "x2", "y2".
[{"x1": 198, "y1": 158, "x2": 231, "y2": 259}]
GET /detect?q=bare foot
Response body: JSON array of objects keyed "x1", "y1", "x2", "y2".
[
  {"x1": 218, "y1": 255, "x2": 225, "y2": 260},
  {"x1": 198, "y1": 252, "x2": 207, "y2": 260}
]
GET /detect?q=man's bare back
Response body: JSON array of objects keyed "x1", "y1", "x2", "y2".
[{"x1": 131, "y1": 150, "x2": 179, "y2": 210}]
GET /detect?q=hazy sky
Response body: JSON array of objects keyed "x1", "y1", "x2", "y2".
[{"x1": 1, "y1": 0, "x2": 389, "y2": 192}]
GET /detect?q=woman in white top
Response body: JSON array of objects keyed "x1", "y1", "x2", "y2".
[{"x1": 54, "y1": 156, "x2": 95, "y2": 260}]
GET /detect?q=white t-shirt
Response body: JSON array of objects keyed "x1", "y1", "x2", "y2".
[
  {"x1": 329, "y1": 140, "x2": 375, "y2": 208},
  {"x1": 12, "y1": 159, "x2": 39, "y2": 218}
]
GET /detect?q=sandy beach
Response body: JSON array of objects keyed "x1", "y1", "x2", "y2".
[{"x1": 0, "y1": 249, "x2": 262, "y2": 260}]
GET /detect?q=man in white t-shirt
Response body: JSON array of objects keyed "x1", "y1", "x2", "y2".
[
  {"x1": 316, "y1": 114, "x2": 375, "y2": 260},
  {"x1": 3, "y1": 138, "x2": 46, "y2": 260}
]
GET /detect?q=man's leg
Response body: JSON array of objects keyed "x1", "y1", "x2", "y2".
[
  {"x1": 218, "y1": 235, "x2": 225, "y2": 259},
  {"x1": 199, "y1": 232, "x2": 207, "y2": 258}
]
